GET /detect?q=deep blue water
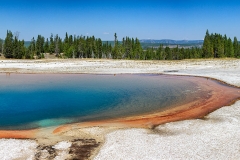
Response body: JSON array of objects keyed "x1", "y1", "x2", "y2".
[{"x1": 0, "y1": 74, "x2": 203, "y2": 130}]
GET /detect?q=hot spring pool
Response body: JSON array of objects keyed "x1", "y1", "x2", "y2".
[{"x1": 0, "y1": 74, "x2": 211, "y2": 129}]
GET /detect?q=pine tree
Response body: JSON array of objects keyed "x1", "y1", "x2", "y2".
[
  {"x1": 12, "y1": 35, "x2": 25, "y2": 59},
  {"x1": 172, "y1": 45, "x2": 179, "y2": 60},
  {"x1": 97, "y1": 38, "x2": 102, "y2": 58},
  {"x1": 49, "y1": 34, "x2": 55, "y2": 54},
  {"x1": 233, "y1": 37, "x2": 239, "y2": 57},
  {"x1": 184, "y1": 48, "x2": 190, "y2": 59},
  {"x1": 215, "y1": 34, "x2": 224, "y2": 58},
  {"x1": 26, "y1": 37, "x2": 36, "y2": 59},
  {"x1": 107, "y1": 42, "x2": 112, "y2": 59},
  {"x1": 58, "y1": 37, "x2": 63, "y2": 54},
  {"x1": 227, "y1": 38, "x2": 234, "y2": 57},
  {"x1": 16, "y1": 40, "x2": 25, "y2": 59},
  {"x1": 134, "y1": 38, "x2": 142, "y2": 59},
  {"x1": 63, "y1": 32, "x2": 69, "y2": 53},
  {"x1": 179, "y1": 47, "x2": 185, "y2": 60},
  {"x1": 112, "y1": 33, "x2": 119, "y2": 59},
  {"x1": 13, "y1": 36, "x2": 19, "y2": 58},
  {"x1": 202, "y1": 30, "x2": 213, "y2": 58},
  {"x1": 145, "y1": 48, "x2": 151, "y2": 60},
  {"x1": 54, "y1": 34, "x2": 59, "y2": 56},
  {"x1": 44, "y1": 38, "x2": 49, "y2": 53},
  {"x1": 78, "y1": 36, "x2": 85, "y2": 58},
  {"x1": 36, "y1": 35, "x2": 45, "y2": 58},
  {"x1": 3, "y1": 30, "x2": 14, "y2": 58},
  {"x1": 91, "y1": 36, "x2": 97, "y2": 58},
  {"x1": 223, "y1": 34, "x2": 228, "y2": 57},
  {"x1": 25, "y1": 47, "x2": 31, "y2": 59},
  {"x1": 165, "y1": 47, "x2": 172, "y2": 60},
  {"x1": 0, "y1": 39, "x2": 3, "y2": 55}
]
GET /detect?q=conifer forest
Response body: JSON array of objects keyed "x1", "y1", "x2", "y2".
[{"x1": 0, "y1": 30, "x2": 239, "y2": 60}]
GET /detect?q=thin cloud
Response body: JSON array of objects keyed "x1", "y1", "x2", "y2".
[{"x1": 103, "y1": 32, "x2": 110, "y2": 35}]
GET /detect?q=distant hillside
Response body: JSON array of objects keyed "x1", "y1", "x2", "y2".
[
  {"x1": 140, "y1": 39, "x2": 203, "y2": 44},
  {"x1": 140, "y1": 39, "x2": 203, "y2": 49}
]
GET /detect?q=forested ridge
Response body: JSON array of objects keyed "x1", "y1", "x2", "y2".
[{"x1": 0, "y1": 30, "x2": 239, "y2": 60}]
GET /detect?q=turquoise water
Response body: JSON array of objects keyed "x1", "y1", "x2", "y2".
[{"x1": 0, "y1": 74, "x2": 204, "y2": 130}]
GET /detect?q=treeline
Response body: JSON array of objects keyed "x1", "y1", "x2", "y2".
[
  {"x1": 143, "y1": 30, "x2": 240, "y2": 59},
  {"x1": 0, "y1": 31, "x2": 142, "y2": 59},
  {"x1": 202, "y1": 30, "x2": 240, "y2": 58},
  {"x1": 0, "y1": 30, "x2": 239, "y2": 60}
]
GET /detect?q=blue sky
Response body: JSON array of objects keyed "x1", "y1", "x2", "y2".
[{"x1": 0, "y1": 0, "x2": 240, "y2": 41}]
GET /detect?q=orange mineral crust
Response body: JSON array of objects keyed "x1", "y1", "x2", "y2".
[{"x1": 0, "y1": 129, "x2": 37, "y2": 139}]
